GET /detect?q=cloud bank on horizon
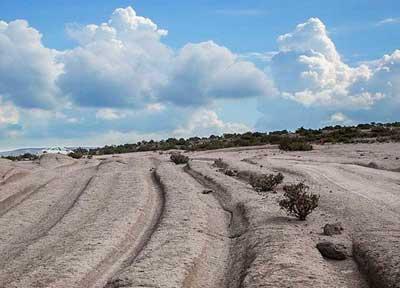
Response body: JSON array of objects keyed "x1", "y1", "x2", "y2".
[{"x1": 0, "y1": 6, "x2": 399, "y2": 149}]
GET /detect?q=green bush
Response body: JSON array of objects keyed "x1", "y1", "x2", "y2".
[
  {"x1": 279, "y1": 183, "x2": 319, "y2": 220},
  {"x1": 249, "y1": 172, "x2": 284, "y2": 192},
  {"x1": 170, "y1": 152, "x2": 189, "y2": 164},
  {"x1": 279, "y1": 138, "x2": 313, "y2": 151}
]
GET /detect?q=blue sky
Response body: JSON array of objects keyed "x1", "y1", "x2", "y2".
[
  {"x1": 0, "y1": 1, "x2": 399, "y2": 149},
  {"x1": 1, "y1": 0, "x2": 399, "y2": 57}
]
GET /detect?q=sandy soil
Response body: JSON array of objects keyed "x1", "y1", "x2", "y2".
[{"x1": 0, "y1": 143, "x2": 399, "y2": 287}]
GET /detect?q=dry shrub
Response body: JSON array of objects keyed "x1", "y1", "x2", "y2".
[
  {"x1": 249, "y1": 172, "x2": 284, "y2": 192},
  {"x1": 68, "y1": 152, "x2": 84, "y2": 159},
  {"x1": 170, "y1": 152, "x2": 189, "y2": 164},
  {"x1": 366, "y1": 162, "x2": 379, "y2": 169},
  {"x1": 224, "y1": 169, "x2": 238, "y2": 177},
  {"x1": 279, "y1": 183, "x2": 319, "y2": 220},
  {"x1": 279, "y1": 138, "x2": 313, "y2": 151},
  {"x1": 213, "y1": 158, "x2": 228, "y2": 169}
]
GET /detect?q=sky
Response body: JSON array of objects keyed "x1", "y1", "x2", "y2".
[{"x1": 0, "y1": 0, "x2": 399, "y2": 150}]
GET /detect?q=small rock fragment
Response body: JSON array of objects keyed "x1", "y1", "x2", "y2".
[
  {"x1": 323, "y1": 222, "x2": 344, "y2": 236},
  {"x1": 202, "y1": 189, "x2": 213, "y2": 194},
  {"x1": 317, "y1": 242, "x2": 347, "y2": 260}
]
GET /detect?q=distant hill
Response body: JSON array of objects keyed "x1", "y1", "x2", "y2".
[
  {"x1": 0, "y1": 147, "x2": 96, "y2": 157},
  {"x1": 0, "y1": 148, "x2": 44, "y2": 157}
]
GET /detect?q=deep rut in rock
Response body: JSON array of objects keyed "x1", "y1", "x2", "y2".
[{"x1": 184, "y1": 163, "x2": 253, "y2": 288}]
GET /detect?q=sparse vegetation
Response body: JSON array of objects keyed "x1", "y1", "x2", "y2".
[
  {"x1": 249, "y1": 172, "x2": 284, "y2": 192},
  {"x1": 68, "y1": 121, "x2": 400, "y2": 156},
  {"x1": 279, "y1": 183, "x2": 319, "y2": 220},
  {"x1": 68, "y1": 152, "x2": 84, "y2": 159},
  {"x1": 1, "y1": 153, "x2": 38, "y2": 161},
  {"x1": 279, "y1": 138, "x2": 313, "y2": 151},
  {"x1": 213, "y1": 158, "x2": 229, "y2": 169},
  {"x1": 170, "y1": 152, "x2": 189, "y2": 164},
  {"x1": 224, "y1": 169, "x2": 238, "y2": 177}
]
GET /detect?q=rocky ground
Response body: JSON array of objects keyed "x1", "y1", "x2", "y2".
[{"x1": 0, "y1": 143, "x2": 399, "y2": 288}]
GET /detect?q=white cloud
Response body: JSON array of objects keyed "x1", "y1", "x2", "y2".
[
  {"x1": 109, "y1": 7, "x2": 168, "y2": 36},
  {"x1": 96, "y1": 108, "x2": 127, "y2": 120},
  {"x1": 162, "y1": 41, "x2": 276, "y2": 106},
  {"x1": 271, "y1": 18, "x2": 387, "y2": 108},
  {"x1": 328, "y1": 112, "x2": 353, "y2": 125},
  {"x1": 59, "y1": 7, "x2": 274, "y2": 109},
  {"x1": 363, "y1": 50, "x2": 400, "y2": 103},
  {"x1": 277, "y1": 18, "x2": 340, "y2": 62},
  {"x1": 0, "y1": 20, "x2": 62, "y2": 108},
  {"x1": 377, "y1": 18, "x2": 400, "y2": 26},
  {"x1": 146, "y1": 103, "x2": 165, "y2": 112},
  {"x1": 59, "y1": 7, "x2": 172, "y2": 108},
  {"x1": 173, "y1": 108, "x2": 250, "y2": 138},
  {"x1": 2, "y1": 10, "x2": 400, "y2": 150}
]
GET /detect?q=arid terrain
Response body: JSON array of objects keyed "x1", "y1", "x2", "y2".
[{"x1": 0, "y1": 143, "x2": 399, "y2": 288}]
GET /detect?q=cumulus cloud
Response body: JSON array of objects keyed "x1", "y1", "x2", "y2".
[
  {"x1": 362, "y1": 50, "x2": 400, "y2": 103},
  {"x1": 0, "y1": 20, "x2": 62, "y2": 109},
  {"x1": 161, "y1": 41, "x2": 276, "y2": 106},
  {"x1": 2, "y1": 9, "x2": 400, "y2": 149},
  {"x1": 173, "y1": 108, "x2": 250, "y2": 138},
  {"x1": 271, "y1": 18, "x2": 385, "y2": 108},
  {"x1": 256, "y1": 17, "x2": 400, "y2": 131},
  {"x1": 58, "y1": 7, "x2": 275, "y2": 109},
  {"x1": 56, "y1": 7, "x2": 275, "y2": 110},
  {"x1": 59, "y1": 7, "x2": 172, "y2": 108}
]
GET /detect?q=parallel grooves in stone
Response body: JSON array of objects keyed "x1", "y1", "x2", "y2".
[
  {"x1": 97, "y1": 162, "x2": 165, "y2": 288},
  {"x1": 104, "y1": 160, "x2": 231, "y2": 288}
]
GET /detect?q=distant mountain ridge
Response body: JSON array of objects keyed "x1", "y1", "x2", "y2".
[
  {"x1": 0, "y1": 148, "x2": 44, "y2": 157},
  {"x1": 0, "y1": 147, "x2": 96, "y2": 157}
]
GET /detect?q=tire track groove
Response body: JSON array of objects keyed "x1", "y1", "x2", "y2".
[
  {"x1": 0, "y1": 179, "x2": 55, "y2": 218},
  {"x1": 91, "y1": 162, "x2": 165, "y2": 288},
  {"x1": 184, "y1": 162, "x2": 252, "y2": 288}
]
